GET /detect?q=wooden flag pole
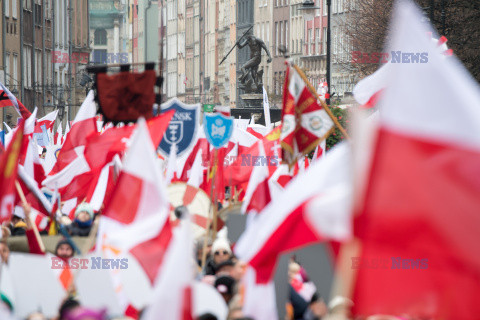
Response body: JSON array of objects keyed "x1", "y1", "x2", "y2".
[
  {"x1": 212, "y1": 149, "x2": 219, "y2": 240},
  {"x1": 292, "y1": 64, "x2": 350, "y2": 140},
  {"x1": 15, "y1": 181, "x2": 46, "y2": 254}
]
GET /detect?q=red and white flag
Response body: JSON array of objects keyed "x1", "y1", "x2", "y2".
[
  {"x1": 23, "y1": 137, "x2": 46, "y2": 188},
  {"x1": 83, "y1": 110, "x2": 174, "y2": 173},
  {"x1": 352, "y1": 2, "x2": 480, "y2": 319},
  {"x1": 0, "y1": 82, "x2": 32, "y2": 119},
  {"x1": 36, "y1": 110, "x2": 58, "y2": 132},
  {"x1": 215, "y1": 106, "x2": 231, "y2": 117},
  {"x1": 312, "y1": 139, "x2": 326, "y2": 162},
  {"x1": 235, "y1": 143, "x2": 352, "y2": 317},
  {"x1": 353, "y1": 30, "x2": 452, "y2": 110},
  {"x1": 54, "y1": 122, "x2": 63, "y2": 145},
  {"x1": 241, "y1": 140, "x2": 272, "y2": 215},
  {"x1": 100, "y1": 118, "x2": 172, "y2": 284},
  {"x1": 0, "y1": 121, "x2": 25, "y2": 224},
  {"x1": 280, "y1": 63, "x2": 334, "y2": 165},
  {"x1": 141, "y1": 218, "x2": 194, "y2": 320},
  {"x1": 49, "y1": 91, "x2": 97, "y2": 176},
  {"x1": 223, "y1": 127, "x2": 281, "y2": 187}
]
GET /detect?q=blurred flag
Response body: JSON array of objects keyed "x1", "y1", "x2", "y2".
[
  {"x1": 0, "y1": 121, "x2": 25, "y2": 224},
  {"x1": 142, "y1": 218, "x2": 194, "y2": 320},
  {"x1": 101, "y1": 118, "x2": 172, "y2": 284},
  {"x1": 48, "y1": 91, "x2": 96, "y2": 176},
  {"x1": 235, "y1": 143, "x2": 352, "y2": 317},
  {"x1": 0, "y1": 82, "x2": 32, "y2": 119},
  {"x1": 353, "y1": 1, "x2": 480, "y2": 319},
  {"x1": 241, "y1": 140, "x2": 272, "y2": 215}
]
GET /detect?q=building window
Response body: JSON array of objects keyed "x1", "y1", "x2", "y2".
[
  {"x1": 94, "y1": 29, "x2": 107, "y2": 45},
  {"x1": 6, "y1": 0, "x2": 10, "y2": 17},
  {"x1": 322, "y1": 27, "x2": 327, "y2": 54},
  {"x1": 35, "y1": 3, "x2": 42, "y2": 26},
  {"x1": 285, "y1": 21, "x2": 288, "y2": 50},
  {"x1": 5, "y1": 53, "x2": 10, "y2": 86},
  {"x1": 275, "y1": 22, "x2": 278, "y2": 55},
  {"x1": 24, "y1": 0, "x2": 32, "y2": 10},
  {"x1": 13, "y1": 54, "x2": 18, "y2": 84}
]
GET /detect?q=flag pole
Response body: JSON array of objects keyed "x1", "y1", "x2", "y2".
[
  {"x1": 291, "y1": 64, "x2": 350, "y2": 140},
  {"x1": 212, "y1": 149, "x2": 219, "y2": 240},
  {"x1": 15, "y1": 181, "x2": 46, "y2": 253}
]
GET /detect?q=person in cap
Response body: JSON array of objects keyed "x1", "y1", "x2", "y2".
[
  {"x1": 67, "y1": 203, "x2": 95, "y2": 237},
  {"x1": 55, "y1": 239, "x2": 75, "y2": 261},
  {"x1": 9, "y1": 209, "x2": 27, "y2": 236},
  {"x1": 204, "y1": 237, "x2": 233, "y2": 276}
]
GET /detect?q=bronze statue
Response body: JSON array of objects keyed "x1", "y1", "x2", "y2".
[{"x1": 237, "y1": 35, "x2": 272, "y2": 94}]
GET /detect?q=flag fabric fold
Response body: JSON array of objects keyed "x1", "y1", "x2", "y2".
[
  {"x1": 352, "y1": 1, "x2": 480, "y2": 319},
  {"x1": 0, "y1": 122, "x2": 25, "y2": 224},
  {"x1": 235, "y1": 143, "x2": 352, "y2": 284}
]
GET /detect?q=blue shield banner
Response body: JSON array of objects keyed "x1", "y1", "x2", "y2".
[
  {"x1": 159, "y1": 98, "x2": 200, "y2": 157},
  {"x1": 203, "y1": 113, "x2": 234, "y2": 149}
]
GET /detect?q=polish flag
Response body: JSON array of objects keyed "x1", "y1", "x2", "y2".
[
  {"x1": 36, "y1": 110, "x2": 58, "y2": 132},
  {"x1": 0, "y1": 82, "x2": 31, "y2": 119},
  {"x1": 100, "y1": 118, "x2": 172, "y2": 284},
  {"x1": 83, "y1": 110, "x2": 174, "y2": 172},
  {"x1": 312, "y1": 139, "x2": 326, "y2": 162},
  {"x1": 178, "y1": 130, "x2": 210, "y2": 183},
  {"x1": 49, "y1": 91, "x2": 97, "y2": 176},
  {"x1": 54, "y1": 122, "x2": 63, "y2": 145},
  {"x1": 17, "y1": 165, "x2": 52, "y2": 217},
  {"x1": 0, "y1": 122, "x2": 25, "y2": 224},
  {"x1": 18, "y1": 108, "x2": 38, "y2": 165},
  {"x1": 235, "y1": 143, "x2": 352, "y2": 316},
  {"x1": 215, "y1": 106, "x2": 231, "y2": 117},
  {"x1": 241, "y1": 141, "x2": 272, "y2": 215},
  {"x1": 141, "y1": 218, "x2": 194, "y2": 320},
  {"x1": 246, "y1": 127, "x2": 264, "y2": 140},
  {"x1": 223, "y1": 127, "x2": 281, "y2": 187},
  {"x1": 23, "y1": 137, "x2": 46, "y2": 188},
  {"x1": 268, "y1": 164, "x2": 292, "y2": 199},
  {"x1": 352, "y1": 2, "x2": 480, "y2": 319},
  {"x1": 353, "y1": 30, "x2": 452, "y2": 110},
  {"x1": 42, "y1": 150, "x2": 91, "y2": 190},
  {"x1": 182, "y1": 152, "x2": 207, "y2": 206},
  {"x1": 235, "y1": 143, "x2": 352, "y2": 284}
]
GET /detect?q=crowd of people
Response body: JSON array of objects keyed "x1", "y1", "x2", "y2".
[{"x1": 0, "y1": 197, "x2": 358, "y2": 320}]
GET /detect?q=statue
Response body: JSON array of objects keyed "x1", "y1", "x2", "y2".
[{"x1": 237, "y1": 35, "x2": 272, "y2": 94}]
